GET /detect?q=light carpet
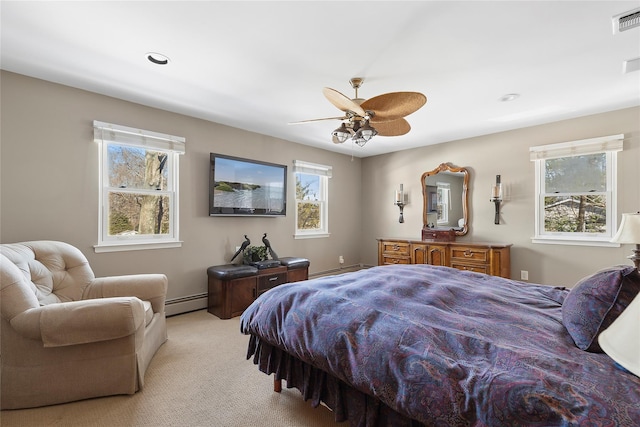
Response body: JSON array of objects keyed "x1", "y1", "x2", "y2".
[{"x1": 0, "y1": 310, "x2": 342, "y2": 427}]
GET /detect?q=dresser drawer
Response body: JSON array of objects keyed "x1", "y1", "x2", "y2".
[
  {"x1": 381, "y1": 256, "x2": 411, "y2": 265},
  {"x1": 256, "y1": 271, "x2": 287, "y2": 296},
  {"x1": 450, "y1": 246, "x2": 490, "y2": 263},
  {"x1": 381, "y1": 241, "x2": 410, "y2": 256},
  {"x1": 450, "y1": 262, "x2": 490, "y2": 275}
]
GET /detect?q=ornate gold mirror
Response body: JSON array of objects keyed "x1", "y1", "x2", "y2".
[{"x1": 421, "y1": 163, "x2": 469, "y2": 236}]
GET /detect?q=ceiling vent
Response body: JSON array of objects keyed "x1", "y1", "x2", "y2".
[{"x1": 612, "y1": 8, "x2": 640, "y2": 34}]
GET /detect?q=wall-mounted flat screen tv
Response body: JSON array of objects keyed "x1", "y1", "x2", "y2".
[{"x1": 209, "y1": 153, "x2": 287, "y2": 217}]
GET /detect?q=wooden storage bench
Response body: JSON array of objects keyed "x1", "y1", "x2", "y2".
[{"x1": 207, "y1": 257, "x2": 309, "y2": 319}]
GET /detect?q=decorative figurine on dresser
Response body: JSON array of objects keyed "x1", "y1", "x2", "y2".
[
  {"x1": 207, "y1": 233, "x2": 309, "y2": 319},
  {"x1": 378, "y1": 163, "x2": 512, "y2": 279},
  {"x1": 229, "y1": 235, "x2": 250, "y2": 262}
]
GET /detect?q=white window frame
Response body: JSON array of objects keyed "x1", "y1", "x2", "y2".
[
  {"x1": 530, "y1": 134, "x2": 623, "y2": 247},
  {"x1": 293, "y1": 160, "x2": 331, "y2": 239},
  {"x1": 93, "y1": 121, "x2": 185, "y2": 252}
]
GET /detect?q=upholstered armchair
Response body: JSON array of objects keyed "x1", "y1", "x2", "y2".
[{"x1": 0, "y1": 241, "x2": 168, "y2": 410}]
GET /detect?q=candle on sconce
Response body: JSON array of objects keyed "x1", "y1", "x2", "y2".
[
  {"x1": 491, "y1": 175, "x2": 502, "y2": 200},
  {"x1": 394, "y1": 184, "x2": 406, "y2": 223},
  {"x1": 395, "y1": 184, "x2": 404, "y2": 205},
  {"x1": 491, "y1": 185, "x2": 500, "y2": 199},
  {"x1": 490, "y1": 175, "x2": 503, "y2": 225}
]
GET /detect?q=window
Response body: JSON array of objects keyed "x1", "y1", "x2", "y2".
[
  {"x1": 530, "y1": 134, "x2": 623, "y2": 246},
  {"x1": 436, "y1": 183, "x2": 450, "y2": 225},
  {"x1": 93, "y1": 121, "x2": 185, "y2": 252},
  {"x1": 293, "y1": 160, "x2": 331, "y2": 239}
]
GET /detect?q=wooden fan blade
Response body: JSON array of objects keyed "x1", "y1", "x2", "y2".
[
  {"x1": 322, "y1": 87, "x2": 366, "y2": 117},
  {"x1": 362, "y1": 92, "x2": 426, "y2": 122},
  {"x1": 372, "y1": 118, "x2": 411, "y2": 137},
  {"x1": 288, "y1": 116, "x2": 347, "y2": 125}
]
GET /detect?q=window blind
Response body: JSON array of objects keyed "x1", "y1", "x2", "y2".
[
  {"x1": 93, "y1": 120, "x2": 185, "y2": 154},
  {"x1": 529, "y1": 134, "x2": 623, "y2": 161},
  {"x1": 292, "y1": 160, "x2": 332, "y2": 177}
]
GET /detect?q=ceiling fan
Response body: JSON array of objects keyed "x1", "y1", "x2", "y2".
[{"x1": 291, "y1": 77, "x2": 427, "y2": 147}]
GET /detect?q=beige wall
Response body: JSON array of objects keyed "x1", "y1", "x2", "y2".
[
  {"x1": 362, "y1": 107, "x2": 640, "y2": 287},
  {"x1": 2, "y1": 71, "x2": 639, "y2": 306},
  {"x1": 0, "y1": 71, "x2": 363, "y2": 309}
]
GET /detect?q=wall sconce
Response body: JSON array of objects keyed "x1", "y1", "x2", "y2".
[
  {"x1": 394, "y1": 184, "x2": 408, "y2": 223},
  {"x1": 490, "y1": 175, "x2": 502, "y2": 225}
]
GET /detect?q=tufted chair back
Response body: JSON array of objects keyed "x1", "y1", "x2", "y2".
[{"x1": 0, "y1": 241, "x2": 95, "y2": 306}]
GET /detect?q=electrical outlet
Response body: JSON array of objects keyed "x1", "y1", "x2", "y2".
[
  {"x1": 521, "y1": 270, "x2": 529, "y2": 281},
  {"x1": 338, "y1": 255, "x2": 344, "y2": 264}
]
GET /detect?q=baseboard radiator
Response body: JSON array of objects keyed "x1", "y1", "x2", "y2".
[
  {"x1": 164, "y1": 264, "x2": 373, "y2": 316},
  {"x1": 309, "y1": 263, "x2": 371, "y2": 278},
  {"x1": 165, "y1": 293, "x2": 208, "y2": 317}
]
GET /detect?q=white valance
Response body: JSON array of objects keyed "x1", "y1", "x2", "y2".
[
  {"x1": 292, "y1": 160, "x2": 332, "y2": 178},
  {"x1": 529, "y1": 134, "x2": 623, "y2": 161},
  {"x1": 93, "y1": 120, "x2": 185, "y2": 154}
]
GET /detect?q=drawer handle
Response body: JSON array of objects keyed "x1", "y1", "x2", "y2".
[
  {"x1": 268, "y1": 277, "x2": 279, "y2": 282},
  {"x1": 464, "y1": 249, "x2": 473, "y2": 257},
  {"x1": 393, "y1": 259, "x2": 400, "y2": 264},
  {"x1": 393, "y1": 245, "x2": 400, "y2": 251}
]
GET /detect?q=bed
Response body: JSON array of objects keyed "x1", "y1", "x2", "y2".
[{"x1": 240, "y1": 264, "x2": 640, "y2": 426}]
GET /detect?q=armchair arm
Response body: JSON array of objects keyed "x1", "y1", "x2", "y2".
[
  {"x1": 84, "y1": 274, "x2": 167, "y2": 314},
  {"x1": 9, "y1": 297, "x2": 146, "y2": 347}
]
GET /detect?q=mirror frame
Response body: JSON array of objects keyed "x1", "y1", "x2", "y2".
[{"x1": 421, "y1": 163, "x2": 470, "y2": 236}]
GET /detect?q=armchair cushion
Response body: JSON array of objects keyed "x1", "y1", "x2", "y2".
[
  {"x1": 8, "y1": 297, "x2": 146, "y2": 345},
  {"x1": 39, "y1": 297, "x2": 146, "y2": 347}
]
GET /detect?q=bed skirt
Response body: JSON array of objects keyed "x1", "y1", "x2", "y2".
[{"x1": 246, "y1": 334, "x2": 424, "y2": 427}]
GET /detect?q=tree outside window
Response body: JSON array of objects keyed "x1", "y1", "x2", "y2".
[
  {"x1": 543, "y1": 154, "x2": 606, "y2": 234},
  {"x1": 296, "y1": 173, "x2": 321, "y2": 231},
  {"x1": 107, "y1": 145, "x2": 170, "y2": 236}
]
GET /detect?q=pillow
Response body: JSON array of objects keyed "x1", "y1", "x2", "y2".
[{"x1": 562, "y1": 265, "x2": 640, "y2": 352}]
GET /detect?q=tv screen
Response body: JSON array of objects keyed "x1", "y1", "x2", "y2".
[{"x1": 209, "y1": 153, "x2": 287, "y2": 216}]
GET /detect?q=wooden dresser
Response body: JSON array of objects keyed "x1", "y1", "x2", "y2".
[{"x1": 378, "y1": 238, "x2": 512, "y2": 278}]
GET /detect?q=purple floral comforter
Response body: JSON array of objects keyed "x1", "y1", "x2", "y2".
[{"x1": 240, "y1": 264, "x2": 640, "y2": 426}]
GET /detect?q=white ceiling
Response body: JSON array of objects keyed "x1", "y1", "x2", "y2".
[{"x1": 2, "y1": 1, "x2": 639, "y2": 158}]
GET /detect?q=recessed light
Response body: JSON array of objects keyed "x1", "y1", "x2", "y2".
[
  {"x1": 146, "y1": 52, "x2": 170, "y2": 65},
  {"x1": 499, "y1": 93, "x2": 520, "y2": 102}
]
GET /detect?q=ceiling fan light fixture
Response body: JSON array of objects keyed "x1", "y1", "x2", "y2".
[
  {"x1": 353, "y1": 120, "x2": 378, "y2": 143},
  {"x1": 353, "y1": 135, "x2": 368, "y2": 147},
  {"x1": 331, "y1": 123, "x2": 350, "y2": 144}
]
